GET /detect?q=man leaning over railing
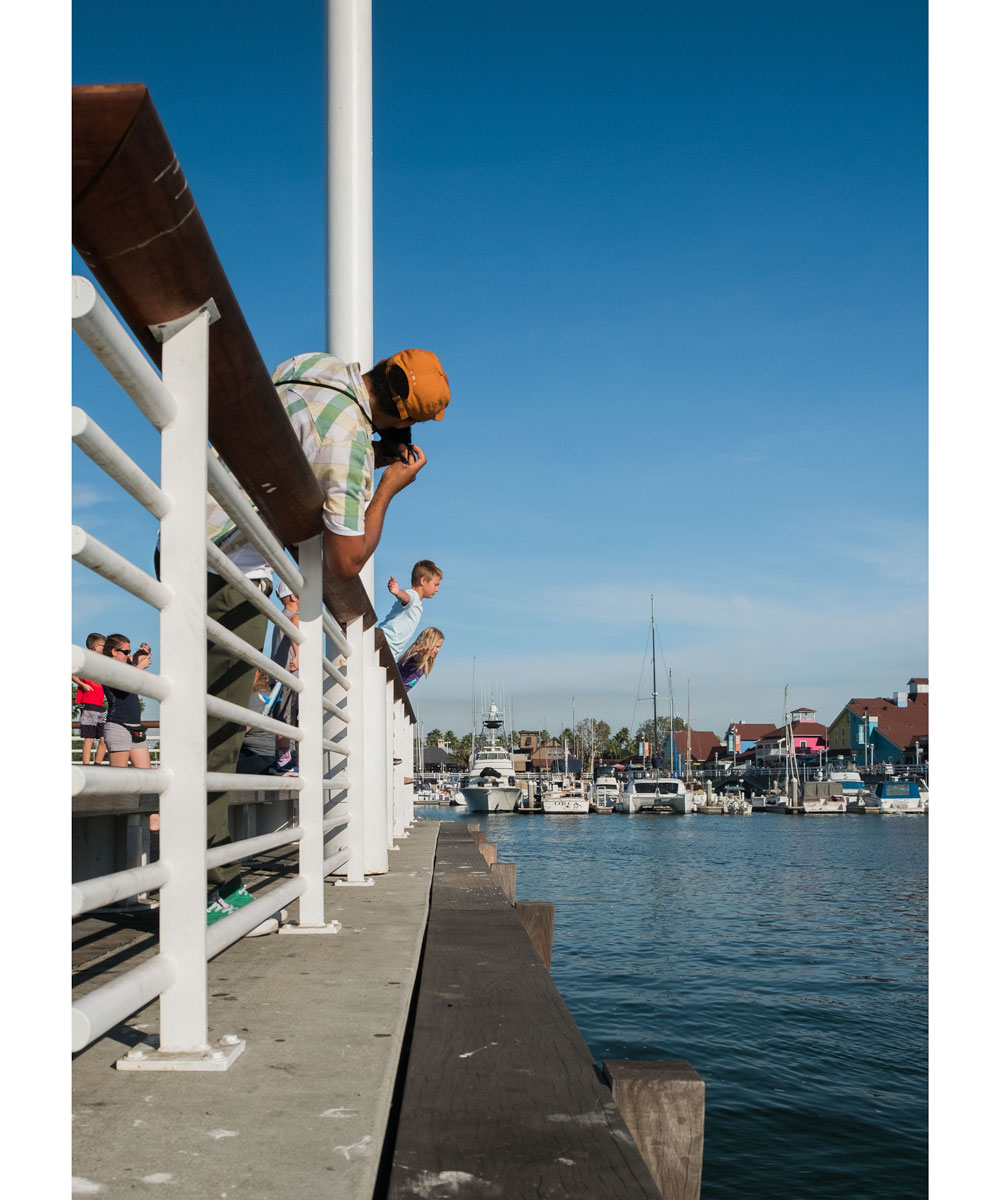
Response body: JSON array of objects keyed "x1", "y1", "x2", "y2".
[{"x1": 204, "y1": 349, "x2": 451, "y2": 926}]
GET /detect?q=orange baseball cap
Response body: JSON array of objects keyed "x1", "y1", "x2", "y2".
[{"x1": 385, "y1": 349, "x2": 451, "y2": 422}]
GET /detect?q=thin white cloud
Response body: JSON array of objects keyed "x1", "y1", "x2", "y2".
[{"x1": 72, "y1": 483, "x2": 110, "y2": 509}]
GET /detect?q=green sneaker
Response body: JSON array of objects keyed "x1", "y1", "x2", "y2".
[
  {"x1": 222, "y1": 885, "x2": 256, "y2": 910},
  {"x1": 206, "y1": 889, "x2": 236, "y2": 925}
]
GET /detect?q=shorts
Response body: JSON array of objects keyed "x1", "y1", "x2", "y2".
[
  {"x1": 79, "y1": 711, "x2": 106, "y2": 737},
  {"x1": 273, "y1": 686, "x2": 299, "y2": 728},
  {"x1": 104, "y1": 722, "x2": 147, "y2": 753}
]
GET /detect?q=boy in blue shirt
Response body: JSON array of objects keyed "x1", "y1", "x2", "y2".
[{"x1": 377, "y1": 559, "x2": 442, "y2": 656}]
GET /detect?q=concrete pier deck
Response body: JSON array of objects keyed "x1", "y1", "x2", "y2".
[{"x1": 72, "y1": 819, "x2": 438, "y2": 1200}]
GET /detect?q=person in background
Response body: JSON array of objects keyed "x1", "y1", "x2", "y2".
[
  {"x1": 101, "y1": 634, "x2": 152, "y2": 768},
  {"x1": 377, "y1": 560, "x2": 442, "y2": 658},
  {"x1": 270, "y1": 582, "x2": 300, "y2": 774},
  {"x1": 236, "y1": 670, "x2": 279, "y2": 775},
  {"x1": 73, "y1": 631, "x2": 107, "y2": 765},
  {"x1": 395, "y1": 627, "x2": 444, "y2": 691}
]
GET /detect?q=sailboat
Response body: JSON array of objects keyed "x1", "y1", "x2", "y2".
[{"x1": 615, "y1": 598, "x2": 694, "y2": 815}]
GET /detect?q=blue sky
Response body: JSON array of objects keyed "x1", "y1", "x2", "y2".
[{"x1": 68, "y1": 0, "x2": 929, "y2": 738}]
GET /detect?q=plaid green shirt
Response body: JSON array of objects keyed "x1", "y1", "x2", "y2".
[
  {"x1": 205, "y1": 354, "x2": 374, "y2": 573},
  {"x1": 271, "y1": 353, "x2": 374, "y2": 537}
]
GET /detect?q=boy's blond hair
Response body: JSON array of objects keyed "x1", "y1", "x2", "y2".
[{"x1": 411, "y1": 559, "x2": 442, "y2": 587}]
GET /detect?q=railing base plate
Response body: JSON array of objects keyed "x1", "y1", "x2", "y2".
[
  {"x1": 334, "y1": 878, "x2": 375, "y2": 887},
  {"x1": 279, "y1": 919, "x2": 343, "y2": 935},
  {"x1": 116, "y1": 1035, "x2": 245, "y2": 1072}
]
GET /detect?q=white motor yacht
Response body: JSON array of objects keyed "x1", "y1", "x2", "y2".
[{"x1": 459, "y1": 701, "x2": 521, "y2": 813}]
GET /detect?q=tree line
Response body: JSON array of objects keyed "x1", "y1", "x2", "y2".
[{"x1": 421, "y1": 715, "x2": 689, "y2": 766}]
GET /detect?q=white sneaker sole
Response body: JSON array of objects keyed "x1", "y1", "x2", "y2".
[{"x1": 246, "y1": 907, "x2": 289, "y2": 937}]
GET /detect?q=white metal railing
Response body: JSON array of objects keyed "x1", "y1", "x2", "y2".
[{"x1": 71, "y1": 275, "x2": 415, "y2": 1066}]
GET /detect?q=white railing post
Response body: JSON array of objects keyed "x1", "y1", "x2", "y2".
[
  {"x1": 338, "y1": 617, "x2": 371, "y2": 885},
  {"x1": 290, "y1": 535, "x2": 331, "y2": 928},
  {"x1": 362, "y1": 629, "x2": 390, "y2": 873},
  {"x1": 404, "y1": 713, "x2": 415, "y2": 826},
  {"x1": 392, "y1": 698, "x2": 407, "y2": 837},
  {"x1": 386, "y1": 682, "x2": 401, "y2": 843},
  {"x1": 152, "y1": 308, "x2": 219, "y2": 1061}
]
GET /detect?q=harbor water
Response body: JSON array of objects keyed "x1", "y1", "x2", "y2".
[{"x1": 432, "y1": 806, "x2": 927, "y2": 1200}]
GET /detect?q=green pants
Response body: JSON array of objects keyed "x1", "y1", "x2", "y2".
[{"x1": 206, "y1": 572, "x2": 270, "y2": 889}]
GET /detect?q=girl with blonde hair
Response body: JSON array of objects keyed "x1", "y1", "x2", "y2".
[{"x1": 396, "y1": 627, "x2": 444, "y2": 691}]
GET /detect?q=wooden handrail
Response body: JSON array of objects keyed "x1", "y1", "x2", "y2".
[
  {"x1": 375, "y1": 629, "x2": 416, "y2": 722},
  {"x1": 72, "y1": 83, "x2": 374, "y2": 629}
]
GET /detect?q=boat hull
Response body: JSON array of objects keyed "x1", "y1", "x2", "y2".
[
  {"x1": 460, "y1": 785, "x2": 521, "y2": 813},
  {"x1": 653, "y1": 795, "x2": 695, "y2": 815},
  {"x1": 801, "y1": 797, "x2": 847, "y2": 814},
  {"x1": 541, "y1": 797, "x2": 589, "y2": 814},
  {"x1": 614, "y1": 795, "x2": 656, "y2": 814}
]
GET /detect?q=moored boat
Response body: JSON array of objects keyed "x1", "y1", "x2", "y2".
[
  {"x1": 751, "y1": 790, "x2": 791, "y2": 813},
  {"x1": 717, "y1": 784, "x2": 752, "y2": 814},
  {"x1": 591, "y1": 772, "x2": 621, "y2": 812},
  {"x1": 616, "y1": 774, "x2": 693, "y2": 814},
  {"x1": 826, "y1": 767, "x2": 868, "y2": 808},
  {"x1": 460, "y1": 701, "x2": 521, "y2": 813},
  {"x1": 868, "y1": 778, "x2": 927, "y2": 813},
  {"x1": 540, "y1": 784, "x2": 589, "y2": 815},
  {"x1": 799, "y1": 780, "x2": 846, "y2": 814}
]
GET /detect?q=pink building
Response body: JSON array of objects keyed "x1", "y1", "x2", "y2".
[{"x1": 753, "y1": 707, "x2": 828, "y2": 765}]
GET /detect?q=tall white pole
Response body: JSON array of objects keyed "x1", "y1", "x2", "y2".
[
  {"x1": 327, "y1": 1, "x2": 386, "y2": 876},
  {"x1": 326, "y1": 0, "x2": 373, "y2": 374}
]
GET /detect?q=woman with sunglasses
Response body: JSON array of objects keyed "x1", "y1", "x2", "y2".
[{"x1": 102, "y1": 633, "x2": 153, "y2": 768}]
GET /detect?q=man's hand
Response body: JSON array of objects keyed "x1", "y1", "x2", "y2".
[
  {"x1": 373, "y1": 439, "x2": 411, "y2": 469},
  {"x1": 323, "y1": 447, "x2": 427, "y2": 580},
  {"x1": 379, "y1": 445, "x2": 426, "y2": 495}
]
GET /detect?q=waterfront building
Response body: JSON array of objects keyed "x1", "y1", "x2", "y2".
[
  {"x1": 752, "y1": 714, "x2": 829, "y2": 767},
  {"x1": 666, "y1": 729, "x2": 725, "y2": 775},
  {"x1": 827, "y1": 677, "x2": 929, "y2": 767},
  {"x1": 530, "y1": 738, "x2": 582, "y2": 774},
  {"x1": 722, "y1": 721, "x2": 774, "y2": 755},
  {"x1": 420, "y1": 745, "x2": 463, "y2": 774}
]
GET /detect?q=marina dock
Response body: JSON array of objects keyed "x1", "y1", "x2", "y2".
[
  {"x1": 73, "y1": 822, "x2": 437, "y2": 1200},
  {"x1": 73, "y1": 820, "x2": 703, "y2": 1198}
]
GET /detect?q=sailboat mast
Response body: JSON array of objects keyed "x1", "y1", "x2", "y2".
[
  {"x1": 686, "y1": 679, "x2": 692, "y2": 784},
  {"x1": 783, "y1": 684, "x2": 790, "y2": 794},
  {"x1": 470, "y1": 657, "x2": 476, "y2": 764},
  {"x1": 669, "y1": 668, "x2": 675, "y2": 776},
  {"x1": 650, "y1": 595, "x2": 658, "y2": 771}
]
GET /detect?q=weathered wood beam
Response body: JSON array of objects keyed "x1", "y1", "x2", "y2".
[
  {"x1": 603, "y1": 1061, "x2": 706, "y2": 1200},
  {"x1": 515, "y1": 901, "x2": 554, "y2": 971},
  {"x1": 374, "y1": 628, "x2": 417, "y2": 721},
  {"x1": 490, "y1": 860, "x2": 516, "y2": 904},
  {"x1": 388, "y1": 826, "x2": 661, "y2": 1199},
  {"x1": 71, "y1": 83, "x2": 376, "y2": 632}
]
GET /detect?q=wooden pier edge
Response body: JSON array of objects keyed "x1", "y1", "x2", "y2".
[
  {"x1": 491, "y1": 860, "x2": 516, "y2": 905},
  {"x1": 515, "y1": 900, "x2": 554, "y2": 971},
  {"x1": 385, "y1": 823, "x2": 663, "y2": 1199},
  {"x1": 603, "y1": 1060, "x2": 706, "y2": 1200}
]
